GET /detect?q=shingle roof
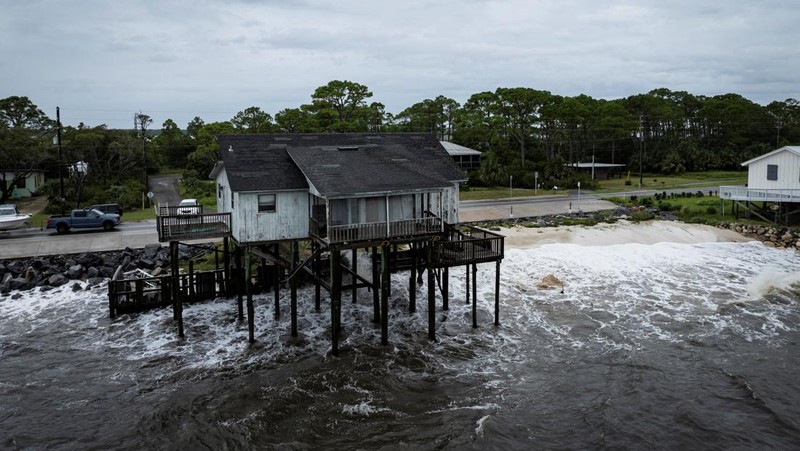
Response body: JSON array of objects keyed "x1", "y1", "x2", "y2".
[{"x1": 215, "y1": 134, "x2": 466, "y2": 196}]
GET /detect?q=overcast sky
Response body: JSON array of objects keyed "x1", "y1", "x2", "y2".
[{"x1": 2, "y1": 0, "x2": 798, "y2": 129}]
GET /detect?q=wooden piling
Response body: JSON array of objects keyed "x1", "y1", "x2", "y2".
[
  {"x1": 246, "y1": 246, "x2": 255, "y2": 343},
  {"x1": 442, "y1": 267, "x2": 449, "y2": 311},
  {"x1": 235, "y1": 246, "x2": 243, "y2": 321},
  {"x1": 380, "y1": 245, "x2": 389, "y2": 345},
  {"x1": 472, "y1": 263, "x2": 478, "y2": 329},
  {"x1": 170, "y1": 241, "x2": 184, "y2": 338},
  {"x1": 331, "y1": 249, "x2": 341, "y2": 355},
  {"x1": 314, "y1": 242, "x2": 321, "y2": 312},
  {"x1": 494, "y1": 260, "x2": 500, "y2": 326},
  {"x1": 291, "y1": 241, "x2": 298, "y2": 337},
  {"x1": 427, "y1": 243, "x2": 435, "y2": 340},
  {"x1": 372, "y1": 247, "x2": 380, "y2": 323},
  {"x1": 352, "y1": 248, "x2": 358, "y2": 303},
  {"x1": 409, "y1": 242, "x2": 416, "y2": 314},
  {"x1": 466, "y1": 264, "x2": 470, "y2": 304}
]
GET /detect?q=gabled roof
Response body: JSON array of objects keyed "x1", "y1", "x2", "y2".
[
  {"x1": 214, "y1": 133, "x2": 466, "y2": 196},
  {"x1": 741, "y1": 146, "x2": 800, "y2": 166}
]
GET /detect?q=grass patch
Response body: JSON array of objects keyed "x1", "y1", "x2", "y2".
[{"x1": 595, "y1": 171, "x2": 746, "y2": 193}]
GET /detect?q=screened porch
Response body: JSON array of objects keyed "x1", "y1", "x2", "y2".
[{"x1": 309, "y1": 192, "x2": 444, "y2": 244}]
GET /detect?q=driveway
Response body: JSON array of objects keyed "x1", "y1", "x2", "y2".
[{"x1": 149, "y1": 174, "x2": 182, "y2": 207}]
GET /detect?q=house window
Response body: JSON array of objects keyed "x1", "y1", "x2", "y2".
[
  {"x1": 218, "y1": 185, "x2": 223, "y2": 199},
  {"x1": 258, "y1": 194, "x2": 276, "y2": 213},
  {"x1": 15, "y1": 178, "x2": 25, "y2": 188},
  {"x1": 767, "y1": 164, "x2": 778, "y2": 181}
]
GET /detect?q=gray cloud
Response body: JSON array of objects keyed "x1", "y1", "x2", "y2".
[{"x1": 2, "y1": 0, "x2": 798, "y2": 128}]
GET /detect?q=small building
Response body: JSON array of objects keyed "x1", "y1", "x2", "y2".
[
  {"x1": 1, "y1": 170, "x2": 45, "y2": 199},
  {"x1": 569, "y1": 162, "x2": 626, "y2": 181},
  {"x1": 719, "y1": 145, "x2": 800, "y2": 224},
  {"x1": 440, "y1": 141, "x2": 482, "y2": 171}
]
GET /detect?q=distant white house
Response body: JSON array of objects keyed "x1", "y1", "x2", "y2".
[
  {"x1": 719, "y1": 145, "x2": 800, "y2": 223},
  {"x1": 1, "y1": 170, "x2": 45, "y2": 199}
]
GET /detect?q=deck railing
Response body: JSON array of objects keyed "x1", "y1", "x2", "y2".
[
  {"x1": 430, "y1": 226, "x2": 504, "y2": 267},
  {"x1": 108, "y1": 269, "x2": 226, "y2": 317},
  {"x1": 325, "y1": 216, "x2": 442, "y2": 244},
  {"x1": 156, "y1": 212, "x2": 232, "y2": 242},
  {"x1": 720, "y1": 186, "x2": 800, "y2": 202}
]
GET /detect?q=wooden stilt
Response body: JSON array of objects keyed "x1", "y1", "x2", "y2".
[
  {"x1": 352, "y1": 248, "x2": 358, "y2": 303},
  {"x1": 331, "y1": 249, "x2": 341, "y2": 355},
  {"x1": 291, "y1": 241, "x2": 298, "y2": 337},
  {"x1": 314, "y1": 242, "x2": 321, "y2": 312},
  {"x1": 235, "y1": 246, "x2": 243, "y2": 321},
  {"x1": 427, "y1": 242, "x2": 435, "y2": 341},
  {"x1": 381, "y1": 245, "x2": 389, "y2": 345},
  {"x1": 372, "y1": 247, "x2": 380, "y2": 323},
  {"x1": 442, "y1": 267, "x2": 449, "y2": 311},
  {"x1": 466, "y1": 264, "x2": 470, "y2": 304},
  {"x1": 246, "y1": 246, "x2": 255, "y2": 343},
  {"x1": 171, "y1": 241, "x2": 184, "y2": 338},
  {"x1": 409, "y1": 242, "x2": 417, "y2": 314},
  {"x1": 472, "y1": 263, "x2": 478, "y2": 329},
  {"x1": 223, "y1": 238, "x2": 230, "y2": 296},
  {"x1": 273, "y1": 250, "x2": 280, "y2": 319},
  {"x1": 494, "y1": 260, "x2": 500, "y2": 326}
]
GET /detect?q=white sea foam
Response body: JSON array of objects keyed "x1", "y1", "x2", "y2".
[{"x1": 1, "y1": 239, "x2": 798, "y2": 371}]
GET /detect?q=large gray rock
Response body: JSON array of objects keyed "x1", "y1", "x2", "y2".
[{"x1": 48, "y1": 274, "x2": 68, "y2": 287}]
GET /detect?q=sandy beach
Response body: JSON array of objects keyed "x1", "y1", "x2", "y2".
[{"x1": 498, "y1": 219, "x2": 756, "y2": 249}]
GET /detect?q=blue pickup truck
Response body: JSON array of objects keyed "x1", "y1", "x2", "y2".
[{"x1": 46, "y1": 208, "x2": 121, "y2": 234}]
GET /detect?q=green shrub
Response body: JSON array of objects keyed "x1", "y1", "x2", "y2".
[
  {"x1": 706, "y1": 206, "x2": 717, "y2": 215},
  {"x1": 624, "y1": 180, "x2": 632, "y2": 186},
  {"x1": 658, "y1": 201, "x2": 673, "y2": 211}
]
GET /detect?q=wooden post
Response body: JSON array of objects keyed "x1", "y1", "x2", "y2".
[
  {"x1": 223, "y1": 237, "x2": 230, "y2": 296},
  {"x1": 427, "y1": 242, "x2": 435, "y2": 341},
  {"x1": 274, "y1": 262, "x2": 281, "y2": 320},
  {"x1": 409, "y1": 242, "x2": 416, "y2": 314},
  {"x1": 472, "y1": 263, "x2": 478, "y2": 329},
  {"x1": 170, "y1": 241, "x2": 184, "y2": 338},
  {"x1": 466, "y1": 264, "x2": 470, "y2": 304},
  {"x1": 314, "y1": 242, "x2": 321, "y2": 312},
  {"x1": 442, "y1": 267, "x2": 449, "y2": 311},
  {"x1": 246, "y1": 246, "x2": 255, "y2": 343},
  {"x1": 108, "y1": 281, "x2": 116, "y2": 318},
  {"x1": 494, "y1": 260, "x2": 500, "y2": 326},
  {"x1": 331, "y1": 249, "x2": 341, "y2": 355},
  {"x1": 372, "y1": 246, "x2": 380, "y2": 323},
  {"x1": 381, "y1": 245, "x2": 389, "y2": 345},
  {"x1": 235, "y1": 246, "x2": 243, "y2": 321},
  {"x1": 352, "y1": 248, "x2": 358, "y2": 303},
  {"x1": 291, "y1": 241, "x2": 298, "y2": 337}
]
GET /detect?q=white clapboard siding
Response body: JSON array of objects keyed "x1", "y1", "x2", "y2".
[
  {"x1": 233, "y1": 191, "x2": 309, "y2": 243},
  {"x1": 746, "y1": 148, "x2": 800, "y2": 190}
]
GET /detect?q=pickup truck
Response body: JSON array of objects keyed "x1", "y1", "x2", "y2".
[{"x1": 46, "y1": 208, "x2": 121, "y2": 234}]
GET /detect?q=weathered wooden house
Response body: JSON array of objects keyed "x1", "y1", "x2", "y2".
[
  {"x1": 147, "y1": 133, "x2": 503, "y2": 355},
  {"x1": 720, "y1": 145, "x2": 800, "y2": 224},
  {"x1": 210, "y1": 133, "x2": 464, "y2": 245}
]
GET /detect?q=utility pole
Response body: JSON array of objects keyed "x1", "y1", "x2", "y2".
[
  {"x1": 56, "y1": 107, "x2": 65, "y2": 216},
  {"x1": 639, "y1": 115, "x2": 644, "y2": 188}
]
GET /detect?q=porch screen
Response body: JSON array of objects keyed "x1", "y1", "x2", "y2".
[
  {"x1": 389, "y1": 194, "x2": 414, "y2": 221},
  {"x1": 364, "y1": 197, "x2": 386, "y2": 223}
]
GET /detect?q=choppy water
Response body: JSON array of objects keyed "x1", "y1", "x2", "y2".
[{"x1": 1, "y1": 239, "x2": 799, "y2": 450}]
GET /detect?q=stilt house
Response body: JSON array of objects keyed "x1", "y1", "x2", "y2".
[{"x1": 720, "y1": 145, "x2": 800, "y2": 224}]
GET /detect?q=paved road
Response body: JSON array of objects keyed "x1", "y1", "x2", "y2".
[{"x1": 0, "y1": 191, "x2": 622, "y2": 259}]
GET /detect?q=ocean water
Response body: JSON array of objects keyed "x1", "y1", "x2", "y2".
[{"x1": 1, "y1": 239, "x2": 799, "y2": 450}]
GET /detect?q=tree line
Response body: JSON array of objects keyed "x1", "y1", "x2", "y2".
[{"x1": 1, "y1": 82, "x2": 798, "y2": 209}]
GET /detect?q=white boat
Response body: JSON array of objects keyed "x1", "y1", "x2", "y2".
[{"x1": 0, "y1": 204, "x2": 31, "y2": 231}]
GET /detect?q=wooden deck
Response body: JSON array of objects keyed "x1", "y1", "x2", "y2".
[
  {"x1": 720, "y1": 186, "x2": 800, "y2": 203},
  {"x1": 430, "y1": 225, "x2": 504, "y2": 268},
  {"x1": 155, "y1": 207, "x2": 232, "y2": 242}
]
